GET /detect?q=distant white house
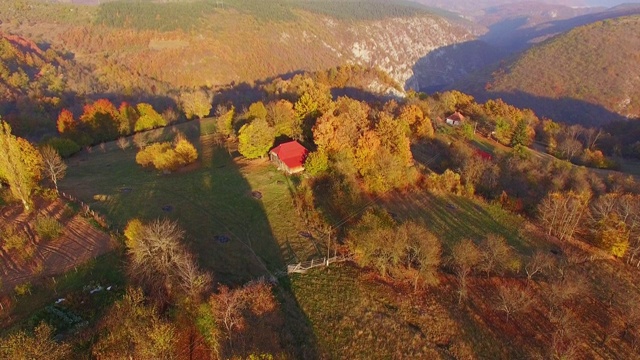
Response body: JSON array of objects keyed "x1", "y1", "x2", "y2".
[{"x1": 446, "y1": 112, "x2": 466, "y2": 126}]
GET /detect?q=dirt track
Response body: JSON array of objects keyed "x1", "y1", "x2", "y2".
[{"x1": 0, "y1": 198, "x2": 114, "y2": 292}]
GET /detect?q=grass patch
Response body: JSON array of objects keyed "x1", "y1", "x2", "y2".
[
  {"x1": 381, "y1": 192, "x2": 535, "y2": 254},
  {"x1": 60, "y1": 120, "x2": 312, "y2": 284},
  {"x1": 34, "y1": 215, "x2": 64, "y2": 241}
]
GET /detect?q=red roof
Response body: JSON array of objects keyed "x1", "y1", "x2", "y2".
[
  {"x1": 447, "y1": 112, "x2": 465, "y2": 122},
  {"x1": 475, "y1": 149, "x2": 493, "y2": 161},
  {"x1": 270, "y1": 141, "x2": 309, "y2": 170}
]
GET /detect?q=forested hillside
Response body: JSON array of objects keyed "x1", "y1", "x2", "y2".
[
  {"x1": 0, "y1": 0, "x2": 471, "y2": 97},
  {"x1": 479, "y1": 15, "x2": 640, "y2": 125}
]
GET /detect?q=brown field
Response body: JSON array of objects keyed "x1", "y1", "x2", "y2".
[{"x1": 0, "y1": 197, "x2": 114, "y2": 293}]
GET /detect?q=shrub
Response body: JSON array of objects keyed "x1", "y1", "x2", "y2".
[
  {"x1": 136, "y1": 138, "x2": 198, "y2": 172},
  {"x1": 2, "y1": 225, "x2": 29, "y2": 251},
  {"x1": 44, "y1": 137, "x2": 80, "y2": 158},
  {"x1": 34, "y1": 215, "x2": 64, "y2": 241},
  {"x1": 14, "y1": 282, "x2": 32, "y2": 296}
]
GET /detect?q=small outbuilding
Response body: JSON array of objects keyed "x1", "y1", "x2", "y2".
[
  {"x1": 269, "y1": 141, "x2": 309, "y2": 174},
  {"x1": 446, "y1": 111, "x2": 466, "y2": 126}
]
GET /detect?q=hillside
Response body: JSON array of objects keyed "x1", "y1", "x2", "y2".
[
  {"x1": 0, "y1": 0, "x2": 472, "y2": 94},
  {"x1": 474, "y1": 15, "x2": 640, "y2": 125}
]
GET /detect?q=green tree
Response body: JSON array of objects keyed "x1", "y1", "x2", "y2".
[
  {"x1": 248, "y1": 101, "x2": 268, "y2": 121},
  {"x1": 0, "y1": 121, "x2": 43, "y2": 211},
  {"x1": 304, "y1": 150, "x2": 329, "y2": 176},
  {"x1": 294, "y1": 92, "x2": 318, "y2": 120},
  {"x1": 135, "y1": 103, "x2": 167, "y2": 132},
  {"x1": 238, "y1": 119, "x2": 275, "y2": 159},
  {"x1": 216, "y1": 105, "x2": 235, "y2": 137},
  {"x1": 510, "y1": 119, "x2": 533, "y2": 147}
]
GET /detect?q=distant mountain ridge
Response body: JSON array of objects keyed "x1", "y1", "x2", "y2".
[{"x1": 474, "y1": 14, "x2": 640, "y2": 125}]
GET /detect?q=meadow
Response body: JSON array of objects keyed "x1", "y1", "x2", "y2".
[{"x1": 59, "y1": 118, "x2": 319, "y2": 284}]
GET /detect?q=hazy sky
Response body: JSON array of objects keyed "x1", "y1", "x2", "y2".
[{"x1": 585, "y1": 0, "x2": 640, "y2": 6}]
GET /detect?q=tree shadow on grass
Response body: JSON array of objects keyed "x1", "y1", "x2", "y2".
[{"x1": 58, "y1": 118, "x2": 320, "y2": 358}]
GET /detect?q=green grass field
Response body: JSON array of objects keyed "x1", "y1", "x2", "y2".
[
  {"x1": 381, "y1": 191, "x2": 538, "y2": 255},
  {"x1": 59, "y1": 119, "x2": 318, "y2": 284}
]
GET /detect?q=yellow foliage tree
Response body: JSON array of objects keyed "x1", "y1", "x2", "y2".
[
  {"x1": 0, "y1": 121, "x2": 43, "y2": 211},
  {"x1": 136, "y1": 137, "x2": 198, "y2": 172}
]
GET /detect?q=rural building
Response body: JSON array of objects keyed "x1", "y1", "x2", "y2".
[
  {"x1": 269, "y1": 141, "x2": 309, "y2": 174},
  {"x1": 446, "y1": 111, "x2": 466, "y2": 126}
]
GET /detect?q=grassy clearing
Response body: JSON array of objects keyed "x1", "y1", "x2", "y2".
[
  {"x1": 290, "y1": 264, "x2": 452, "y2": 359},
  {"x1": 381, "y1": 191, "x2": 538, "y2": 254},
  {"x1": 290, "y1": 263, "x2": 524, "y2": 359},
  {"x1": 59, "y1": 120, "x2": 314, "y2": 284}
]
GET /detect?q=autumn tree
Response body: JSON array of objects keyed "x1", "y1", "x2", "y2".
[
  {"x1": 80, "y1": 98, "x2": 120, "y2": 143},
  {"x1": 92, "y1": 288, "x2": 176, "y2": 359},
  {"x1": 237, "y1": 119, "x2": 275, "y2": 159},
  {"x1": 247, "y1": 101, "x2": 267, "y2": 121},
  {"x1": 495, "y1": 284, "x2": 532, "y2": 322},
  {"x1": 304, "y1": 150, "x2": 329, "y2": 176},
  {"x1": 401, "y1": 222, "x2": 442, "y2": 290},
  {"x1": 589, "y1": 193, "x2": 640, "y2": 258},
  {"x1": 0, "y1": 322, "x2": 70, "y2": 360},
  {"x1": 510, "y1": 119, "x2": 534, "y2": 147},
  {"x1": 266, "y1": 99, "x2": 301, "y2": 139},
  {"x1": 56, "y1": 108, "x2": 75, "y2": 135},
  {"x1": 479, "y1": 234, "x2": 519, "y2": 277},
  {"x1": 180, "y1": 90, "x2": 212, "y2": 119},
  {"x1": 452, "y1": 239, "x2": 482, "y2": 304},
  {"x1": 348, "y1": 210, "x2": 441, "y2": 289},
  {"x1": 538, "y1": 191, "x2": 591, "y2": 241},
  {"x1": 126, "y1": 219, "x2": 211, "y2": 304},
  {"x1": 134, "y1": 103, "x2": 166, "y2": 132},
  {"x1": 215, "y1": 105, "x2": 235, "y2": 138},
  {"x1": 117, "y1": 102, "x2": 138, "y2": 135},
  {"x1": 524, "y1": 251, "x2": 554, "y2": 280},
  {"x1": 136, "y1": 137, "x2": 198, "y2": 172},
  {"x1": 209, "y1": 280, "x2": 281, "y2": 358},
  {"x1": 39, "y1": 145, "x2": 67, "y2": 193},
  {"x1": 0, "y1": 121, "x2": 43, "y2": 211},
  {"x1": 294, "y1": 92, "x2": 319, "y2": 121}
]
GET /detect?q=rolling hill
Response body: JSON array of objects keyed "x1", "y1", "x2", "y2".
[{"x1": 469, "y1": 14, "x2": 640, "y2": 126}]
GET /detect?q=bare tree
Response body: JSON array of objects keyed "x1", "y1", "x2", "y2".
[
  {"x1": 525, "y1": 251, "x2": 554, "y2": 280},
  {"x1": 539, "y1": 191, "x2": 591, "y2": 241},
  {"x1": 452, "y1": 239, "x2": 482, "y2": 304},
  {"x1": 402, "y1": 223, "x2": 441, "y2": 291},
  {"x1": 479, "y1": 234, "x2": 517, "y2": 278},
  {"x1": 548, "y1": 275, "x2": 588, "y2": 311},
  {"x1": 619, "y1": 292, "x2": 640, "y2": 351},
  {"x1": 495, "y1": 284, "x2": 533, "y2": 322},
  {"x1": 39, "y1": 145, "x2": 67, "y2": 194},
  {"x1": 549, "y1": 308, "x2": 580, "y2": 360},
  {"x1": 127, "y1": 218, "x2": 211, "y2": 305},
  {"x1": 116, "y1": 137, "x2": 130, "y2": 150}
]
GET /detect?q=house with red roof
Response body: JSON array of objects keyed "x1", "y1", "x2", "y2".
[
  {"x1": 446, "y1": 111, "x2": 466, "y2": 126},
  {"x1": 269, "y1": 141, "x2": 309, "y2": 174}
]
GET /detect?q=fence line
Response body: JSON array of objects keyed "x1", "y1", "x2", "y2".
[
  {"x1": 59, "y1": 192, "x2": 110, "y2": 229},
  {"x1": 286, "y1": 255, "x2": 350, "y2": 274}
]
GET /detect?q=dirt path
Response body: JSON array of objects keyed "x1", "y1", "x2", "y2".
[{"x1": 0, "y1": 198, "x2": 114, "y2": 292}]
